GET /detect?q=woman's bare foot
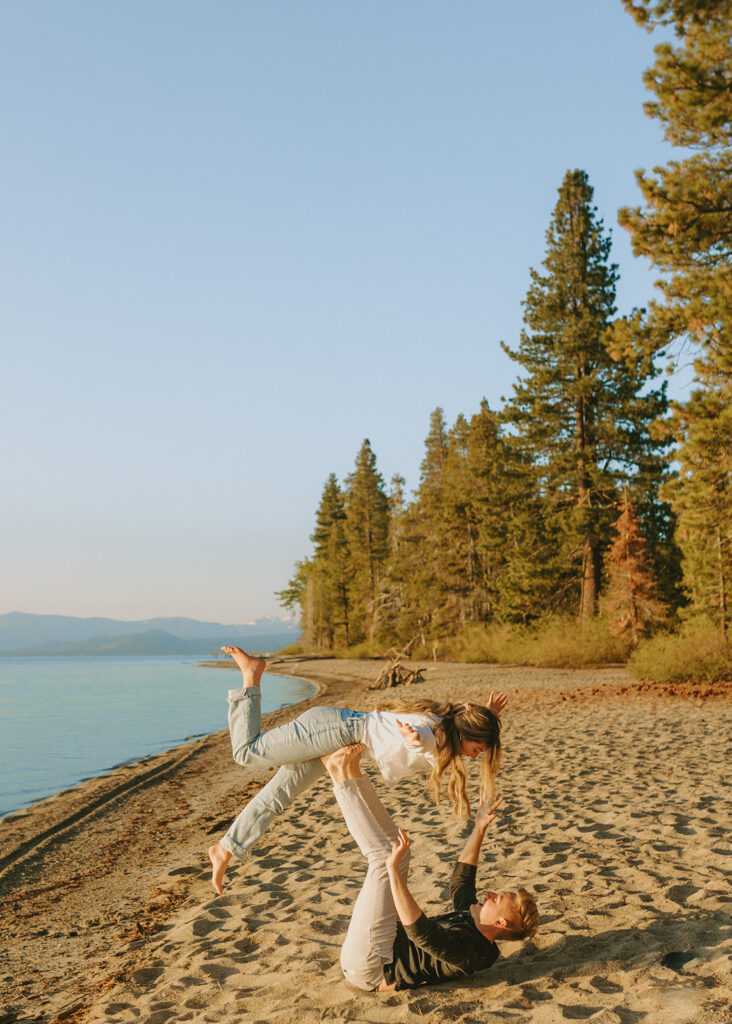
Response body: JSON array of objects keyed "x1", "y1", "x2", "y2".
[
  {"x1": 321, "y1": 743, "x2": 366, "y2": 783},
  {"x1": 221, "y1": 646, "x2": 267, "y2": 687},
  {"x1": 208, "y1": 843, "x2": 232, "y2": 895}
]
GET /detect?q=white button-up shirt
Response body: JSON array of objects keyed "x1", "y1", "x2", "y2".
[{"x1": 362, "y1": 709, "x2": 440, "y2": 785}]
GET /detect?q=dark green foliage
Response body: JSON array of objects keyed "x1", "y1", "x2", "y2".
[
  {"x1": 620, "y1": 0, "x2": 731, "y2": 632},
  {"x1": 502, "y1": 170, "x2": 669, "y2": 618},
  {"x1": 344, "y1": 440, "x2": 390, "y2": 643},
  {"x1": 661, "y1": 374, "x2": 732, "y2": 633}
]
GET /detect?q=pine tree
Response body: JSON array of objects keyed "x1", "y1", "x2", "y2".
[
  {"x1": 276, "y1": 474, "x2": 353, "y2": 648},
  {"x1": 344, "y1": 440, "x2": 390, "y2": 643},
  {"x1": 389, "y1": 409, "x2": 486, "y2": 640},
  {"x1": 602, "y1": 491, "x2": 667, "y2": 647},
  {"x1": 276, "y1": 558, "x2": 313, "y2": 643},
  {"x1": 385, "y1": 410, "x2": 448, "y2": 642},
  {"x1": 502, "y1": 169, "x2": 668, "y2": 618},
  {"x1": 618, "y1": 0, "x2": 731, "y2": 370},
  {"x1": 661, "y1": 376, "x2": 731, "y2": 635},
  {"x1": 376, "y1": 474, "x2": 408, "y2": 641},
  {"x1": 467, "y1": 401, "x2": 551, "y2": 623},
  {"x1": 310, "y1": 474, "x2": 353, "y2": 647},
  {"x1": 618, "y1": 0, "x2": 731, "y2": 629}
]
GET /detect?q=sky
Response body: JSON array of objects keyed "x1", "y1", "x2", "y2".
[{"x1": 2, "y1": 1, "x2": 686, "y2": 624}]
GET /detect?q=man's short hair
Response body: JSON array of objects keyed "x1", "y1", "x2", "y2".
[{"x1": 501, "y1": 888, "x2": 539, "y2": 941}]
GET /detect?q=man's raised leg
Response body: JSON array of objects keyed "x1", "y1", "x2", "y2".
[{"x1": 321, "y1": 745, "x2": 407, "y2": 992}]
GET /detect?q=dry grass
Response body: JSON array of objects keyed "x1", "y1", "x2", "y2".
[{"x1": 628, "y1": 616, "x2": 731, "y2": 683}]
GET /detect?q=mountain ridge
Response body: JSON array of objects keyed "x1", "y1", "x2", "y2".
[{"x1": 0, "y1": 612, "x2": 300, "y2": 656}]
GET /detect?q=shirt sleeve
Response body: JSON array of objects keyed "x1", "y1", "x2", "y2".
[
  {"x1": 450, "y1": 862, "x2": 478, "y2": 913},
  {"x1": 410, "y1": 724, "x2": 437, "y2": 755},
  {"x1": 403, "y1": 913, "x2": 476, "y2": 969}
]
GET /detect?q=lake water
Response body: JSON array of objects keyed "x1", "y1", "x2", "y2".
[{"x1": 0, "y1": 656, "x2": 315, "y2": 818}]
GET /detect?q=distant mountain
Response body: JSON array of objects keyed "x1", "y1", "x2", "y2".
[{"x1": 0, "y1": 612, "x2": 300, "y2": 656}]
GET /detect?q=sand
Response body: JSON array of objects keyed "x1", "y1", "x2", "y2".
[{"x1": 1, "y1": 659, "x2": 730, "y2": 1024}]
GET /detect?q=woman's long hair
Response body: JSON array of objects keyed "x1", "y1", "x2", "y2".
[{"x1": 374, "y1": 699, "x2": 501, "y2": 819}]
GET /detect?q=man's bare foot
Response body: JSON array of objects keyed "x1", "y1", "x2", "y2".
[
  {"x1": 221, "y1": 646, "x2": 267, "y2": 687},
  {"x1": 321, "y1": 743, "x2": 366, "y2": 784},
  {"x1": 208, "y1": 842, "x2": 232, "y2": 895}
]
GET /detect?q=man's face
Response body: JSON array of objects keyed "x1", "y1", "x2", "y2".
[{"x1": 475, "y1": 890, "x2": 519, "y2": 931}]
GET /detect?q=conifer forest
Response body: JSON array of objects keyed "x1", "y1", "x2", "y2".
[{"x1": 280, "y1": 0, "x2": 731, "y2": 678}]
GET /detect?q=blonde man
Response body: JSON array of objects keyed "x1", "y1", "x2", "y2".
[{"x1": 322, "y1": 744, "x2": 538, "y2": 991}]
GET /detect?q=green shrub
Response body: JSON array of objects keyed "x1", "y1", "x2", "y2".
[{"x1": 628, "y1": 618, "x2": 731, "y2": 683}]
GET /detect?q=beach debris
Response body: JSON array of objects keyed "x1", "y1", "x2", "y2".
[{"x1": 369, "y1": 639, "x2": 426, "y2": 690}]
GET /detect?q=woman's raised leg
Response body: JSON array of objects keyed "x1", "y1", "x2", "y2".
[{"x1": 209, "y1": 757, "x2": 327, "y2": 892}]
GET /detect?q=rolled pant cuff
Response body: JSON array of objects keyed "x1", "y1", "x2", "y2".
[
  {"x1": 220, "y1": 834, "x2": 251, "y2": 860},
  {"x1": 227, "y1": 687, "x2": 261, "y2": 703}
]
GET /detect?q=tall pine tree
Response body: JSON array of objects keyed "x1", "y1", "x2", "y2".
[
  {"x1": 277, "y1": 474, "x2": 353, "y2": 648},
  {"x1": 310, "y1": 474, "x2": 353, "y2": 647},
  {"x1": 503, "y1": 170, "x2": 668, "y2": 618},
  {"x1": 344, "y1": 440, "x2": 390, "y2": 643},
  {"x1": 467, "y1": 401, "x2": 551, "y2": 623},
  {"x1": 618, "y1": 0, "x2": 731, "y2": 630},
  {"x1": 619, "y1": 0, "x2": 731, "y2": 370}
]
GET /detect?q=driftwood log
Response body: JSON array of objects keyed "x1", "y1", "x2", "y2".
[{"x1": 369, "y1": 639, "x2": 426, "y2": 690}]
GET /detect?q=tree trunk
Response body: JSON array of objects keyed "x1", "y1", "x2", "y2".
[
  {"x1": 717, "y1": 525, "x2": 728, "y2": 639},
  {"x1": 580, "y1": 536, "x2": 600, "y2": 619}
]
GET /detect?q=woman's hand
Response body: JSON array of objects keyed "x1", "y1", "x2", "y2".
[
  {"x1": 486, "y1": 691, "x2": 508, "y2": 717},
  {"x1": 386, "y1": 828, "x2": 411, "y2": 872},
  {"x1": 397, "y1": 719, "x2": 422, "y2": 747}
]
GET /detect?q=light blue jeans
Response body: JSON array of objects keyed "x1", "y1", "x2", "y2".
[{"x1": 220, "y1": 687, "x2": 366, "y2": 859}]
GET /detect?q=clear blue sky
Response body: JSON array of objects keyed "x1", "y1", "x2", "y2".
[{"x1": 2, "y1": 1, "x2": 684, "y2": 623}]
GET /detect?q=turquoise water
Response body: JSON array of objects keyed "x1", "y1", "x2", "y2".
[{"x1": 0, "y1": 656, "x2": 315, "y2": 818}]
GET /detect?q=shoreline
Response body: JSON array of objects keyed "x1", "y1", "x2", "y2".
[
  {"x1": 0, "y1": 661, "x2": 318, "y2": 824},
  {"x1": 2, "y1": 659, "x2": 730, "y2": 1024}
]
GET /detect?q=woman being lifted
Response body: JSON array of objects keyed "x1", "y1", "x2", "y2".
[{"x1": 209, "y1": 646, "x2": 506, "y2": 894}]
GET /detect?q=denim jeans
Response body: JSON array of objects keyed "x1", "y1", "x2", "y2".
[{"x1": 221, "y1": 688, "x2": 365, "y2": 859}]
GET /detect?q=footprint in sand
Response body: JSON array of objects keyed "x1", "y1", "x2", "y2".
[
  {"x1": 192, "y1": 917, "x2": 220, "y2": 937},
  {"x1": 131, "y1": 966, "x2": 164, "y2": 985}
]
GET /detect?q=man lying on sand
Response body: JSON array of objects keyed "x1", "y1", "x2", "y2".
[{"x1": 321, "y1": 744, "x2": 538, "y2": 991}]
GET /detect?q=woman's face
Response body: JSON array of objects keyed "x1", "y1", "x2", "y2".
[{"x1": 459, "y1": 736, "x2": 488, "y2": 759}]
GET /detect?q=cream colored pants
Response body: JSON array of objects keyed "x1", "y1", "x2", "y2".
[{"x1": 334, "y1": 776, "x2": 411, "y2": 991}]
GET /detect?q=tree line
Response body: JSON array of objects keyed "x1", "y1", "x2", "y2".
[{"x1": 280, "y1": 0, "x2": 731, "y2": 654}]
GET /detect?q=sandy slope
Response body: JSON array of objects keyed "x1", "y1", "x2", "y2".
[{"x1": 1, "y1": 659, "x2": 730, "y2": 1024}]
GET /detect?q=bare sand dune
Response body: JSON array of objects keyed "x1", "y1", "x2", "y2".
[{"x1": 1, "y1": 660, "x2": 730, "y2": 1024}]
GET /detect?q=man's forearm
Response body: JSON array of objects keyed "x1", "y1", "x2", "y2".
[
  {"x1": 458, "y1": 824, "x2": 489, "y2": 867},
  {"x1": 386, "y1": 865, "x2": 423, "y2": 926}
]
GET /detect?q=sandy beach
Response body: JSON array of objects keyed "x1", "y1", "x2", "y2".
[{"x1": 1, "y1": 658, "x2": 730, "y2": 1024}]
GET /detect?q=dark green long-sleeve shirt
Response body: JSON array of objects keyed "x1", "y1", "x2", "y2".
[{"x1": 382, "y1": 861, "x2": 499, "y2": 990}]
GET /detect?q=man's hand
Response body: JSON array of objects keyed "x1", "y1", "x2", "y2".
[
  {"x1": 475, "y1": 794, "x2": 503, "y2": 833},
  {"x1": 459, "y1": 794, "x2": 503, "y2": 867},
  {"x1": 386, "y1": 828, "x2": 411, "y2": 872},
  {"x1": 486, "y1": 691, "x2": 508, "y2": 717},
  {"x1": 385, "y1": 829, "x2": 422, "y2": 927},
  {"x1": 396, "y1": 719, "x2": 422, "y2": 747}
]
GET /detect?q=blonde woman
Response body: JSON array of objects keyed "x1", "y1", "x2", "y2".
[{"x1": 209, "y1": 647, "x2": 506, "y2": 893}]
